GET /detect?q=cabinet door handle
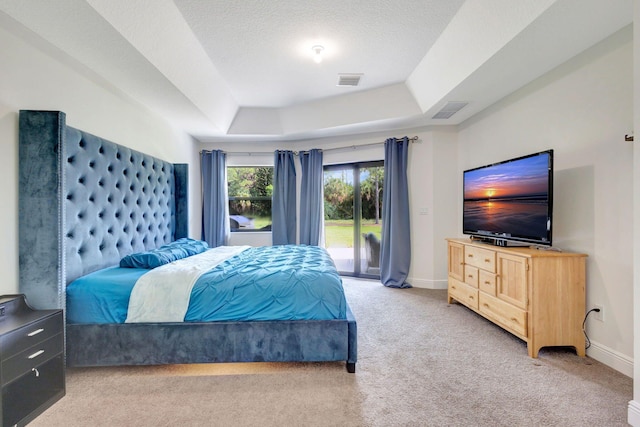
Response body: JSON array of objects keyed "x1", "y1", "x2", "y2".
[
  {"x1": 28, "y1": 349, "x2": 45, "y2": 359},
  {"x1": 32, "y1": 367, "x2": 40, "y2": 377},
  {"x1": 27, "y1": 328, "x2": 44, "y2": 337}
]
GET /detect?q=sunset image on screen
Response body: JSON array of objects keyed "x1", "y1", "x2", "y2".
[{"x1": 464, "y1": 155, "x2": 549, "y2": 201}]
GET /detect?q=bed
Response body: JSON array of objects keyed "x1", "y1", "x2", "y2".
[{"x1": 18, "y1": 110, "x2": 357, "y2": 373}]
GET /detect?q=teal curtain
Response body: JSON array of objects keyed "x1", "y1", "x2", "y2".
[
  {"x1": 299, "y1": 149, "x2": 323, "y2": 245},
  {"x1": 200, "y1": 150, "x2": 229, "y2": 247},
  {"x1": 380, "y1": 137, "x2": 412, "y2": 288},
  {"x1": 272, "y1": 150, "x2": 297, "y2": 245}
]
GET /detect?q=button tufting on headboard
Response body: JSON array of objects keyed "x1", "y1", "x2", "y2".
[{"x1": 62, "y1": 126, "x2": 177, "y2": 283}]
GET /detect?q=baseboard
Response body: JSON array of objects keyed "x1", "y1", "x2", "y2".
[
  {"x1": 408, "y1": 277, "x2": 448, "y2": 289},
  {"x1": 628, "y1": 400, "x2": 640, "y2": 426},
  {"x1": 586, "y1": 340, "x2": 633, "y2": 377}
]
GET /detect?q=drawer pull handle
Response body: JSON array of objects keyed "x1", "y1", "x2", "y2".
[
  {"x1": 28, "y1": 350, "x2": 45, "y2": 359},
  {"x1": 483, "y1": 303, "x2": 490, "y2": 308},
  {"x1": 468, "y1": 274, "x2": 473, "y2": 278},
  {"x1": 511, "y1": 318, "x2": 518, "y2": 323},
  {"x1": 27, "y1": 328, "x2": 44, "y2": 337},
  {"x1": 484, "y1": 258, "x2": 491, "y2": 263},
  {"x1": 484, "y1": 281, "x2": 491, "y2": 285},
  {"x1": 32, "y1": 367, "x2": 40, "y2": 377},
  {"x1": 467, "y1": 254, "x2": 473, "y2": 258}
]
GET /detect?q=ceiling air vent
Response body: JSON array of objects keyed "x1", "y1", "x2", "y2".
[
  {"x1": 337, "y1": 74, "x2": 362, "y2": 87},
  {"x1": 432, "y1": 101, "x2": 468, "y2": 119}
]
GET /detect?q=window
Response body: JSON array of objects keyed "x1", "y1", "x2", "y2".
[
  {"x1": 227, "y1": 166, "x2": 273, "y2": 232},
  {"x1": 324, "y1": 161, "x2": 384, "y2": 278}
]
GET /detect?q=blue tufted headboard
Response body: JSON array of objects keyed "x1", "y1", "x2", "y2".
[{"x1": 18, "y1": 110, "x2": 188, "y2": 310}]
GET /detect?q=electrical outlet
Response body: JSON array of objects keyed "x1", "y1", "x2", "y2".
[{"x1": 594, "y1": 305, "x2": 604, "y2": 322}]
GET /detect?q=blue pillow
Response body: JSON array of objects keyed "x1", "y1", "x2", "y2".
[{"x1": 120, "y1": 238, "x2": 209, "y2": 268}]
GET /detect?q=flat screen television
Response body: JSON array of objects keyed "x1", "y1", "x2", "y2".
[{"x1": 463, "y1": 150, "x2": 553, "y2": 247}]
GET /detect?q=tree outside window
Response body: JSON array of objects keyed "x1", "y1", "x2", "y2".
[{"x1": 227, "y1": 167, "x2": 273, "y2": 232}]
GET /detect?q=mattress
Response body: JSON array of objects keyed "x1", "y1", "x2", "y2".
[{"x1": 66, "y1": 245, "x2": 346, "y2": 324}]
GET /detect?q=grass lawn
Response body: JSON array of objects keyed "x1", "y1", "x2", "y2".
[
  {"x1": 251, "y1": 217, "x2": 271, "y2": 229},
  {"x1": 324, "y1": 220, "x2": 381, "y2": 248},
  {"x1": 231, "y1": 217, "x2": 381, "y2": 247}
]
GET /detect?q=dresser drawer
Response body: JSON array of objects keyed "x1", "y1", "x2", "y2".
[
  {"x1": 449, "y1": 278, "x2": 479, "y2": 310},
  {"x1": 465, "y1": 246, "x2": 496, "y2": 272},
  {"x1": 479, "y1": 293, "x2": 527, "y2": 337},
  {"x1": 0, "y1": 313, "x2": 62, "y2": 359},
  {"x1": 2, "y1": 333, "x2": 63, "y2": 385},
  {"x1": 478, "y1": 270, "x2": 496, "y2": 295},
  {"x1": 464, "y1": 265, "x2": 479, "y2": 287}
]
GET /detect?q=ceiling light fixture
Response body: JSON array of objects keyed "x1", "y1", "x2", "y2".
[{"x1": 312, "y1": 45, "x2": 324, "y2": 63}]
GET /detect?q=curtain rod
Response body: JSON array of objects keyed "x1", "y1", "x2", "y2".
[
  {"x1": 202, "y1": 136, "x2": 419, "y2": 156},
  {"x1": 322, "y1": 136, "x2": 419, "y2": 154}
]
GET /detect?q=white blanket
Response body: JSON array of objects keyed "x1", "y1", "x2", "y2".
[{"x1": 125, "y1": 245, "x2": 250, "y2": 323}]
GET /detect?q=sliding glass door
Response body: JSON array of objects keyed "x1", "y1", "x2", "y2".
[{"x1": 324, "y1": 161, "x2": 384, "y2": 278}]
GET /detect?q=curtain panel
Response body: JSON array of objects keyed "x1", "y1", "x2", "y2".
[
  {"x1": 380, "y1": 137, "x2": 412, "y2": 288},
  {"x1": 299, "y1": 149, "x2": 324, "y2": 246},
  {"x1": 272, "y1": 150, "x2": 297, "y2": 245},
  {"x1": 200, "y1": 150, "x2": 229, "y2": 247}
]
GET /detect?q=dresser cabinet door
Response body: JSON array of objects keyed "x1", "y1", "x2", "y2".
[
  {"x1": 496, "y1": 253, "x2": 528, "y2": 309},
  {"x1": 448, "y1": 242, "x2": 464, "y2": 282}
]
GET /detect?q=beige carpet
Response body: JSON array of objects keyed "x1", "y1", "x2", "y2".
[{"x1": 31, "y1": 278, "x2": 631, "y2": 427}]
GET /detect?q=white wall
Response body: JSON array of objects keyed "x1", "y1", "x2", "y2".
[
  {"x1": 458, "y1": 27, "x2": 634, "y2": 375},
  {"x1": 425, "y1": 129, "x2": 459, "y2": 288},
  {"x1": 629, "y1": 2, "x2": 640, "y2": 425},
  {"x1": 0, "y1": 21, "x2": 199, "y2": 296}
]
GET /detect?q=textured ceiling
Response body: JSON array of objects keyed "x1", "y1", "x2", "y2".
[
  {"x1": 0, "y1": 0, "x2": 633, "y2": 143},
  {"x1": 174, "y1": 0, "x2": 463, "y2": 107}
]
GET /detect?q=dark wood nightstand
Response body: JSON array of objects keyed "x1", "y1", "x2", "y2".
[{"x1": 0, "y1": 294, "x2": 64, "y2": 426}]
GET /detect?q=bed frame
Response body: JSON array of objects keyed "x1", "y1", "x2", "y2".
[{"x1": 18, "y1": 110, "x2": 357, "y2": 372}]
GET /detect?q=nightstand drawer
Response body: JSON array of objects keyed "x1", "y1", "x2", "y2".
[
  {"x1": 2, "y1": 333, "x2": 63, "y2": 385},
  {"x1": 0, "y1": 313, "x2": 62, "y2": 359},
  {"x1": 2, "y1": 354, "x2": 65, "y2": 427},
  {"x1": 0, "y1": 295, "x2": 65, "y2": 426}
]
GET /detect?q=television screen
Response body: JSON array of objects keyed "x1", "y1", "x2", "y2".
[{"x1": 463, "y1": 150, "x2": 553, "y2": 246}]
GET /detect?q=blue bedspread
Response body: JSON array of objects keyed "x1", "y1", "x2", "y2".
[{"x1": 66, "y1": 245, "x2": 346, "y2": 324}]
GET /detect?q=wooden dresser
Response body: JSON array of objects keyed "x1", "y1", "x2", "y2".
[
  {"x1": 446, "y1": 238, "x2": 587, "y2": 358},
  {"x1": 0, "y1": 294, "x2": 64, "y2": 426}
]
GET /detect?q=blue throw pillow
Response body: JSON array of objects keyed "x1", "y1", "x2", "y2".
[{"x1": 120, "y1": 238, "x2": 209, "y2": 268}]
